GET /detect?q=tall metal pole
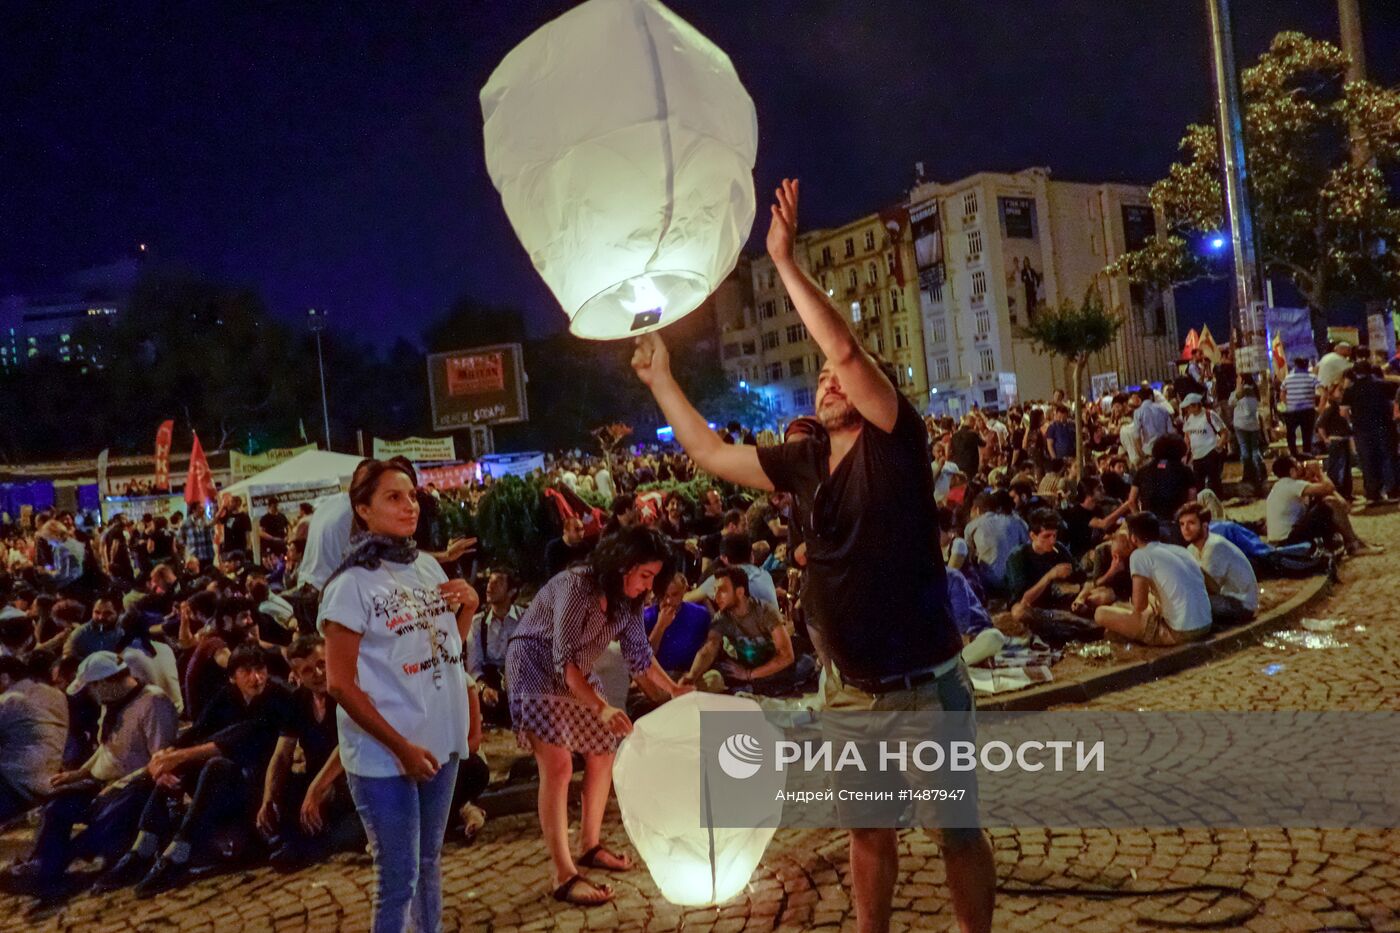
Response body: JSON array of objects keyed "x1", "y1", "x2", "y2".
[
  {"x1": 309, "y1": 308, "x2": 332, "y2": 450},
  {"x1": 1205, "y1": 0, "x2": 1269, "y2": 397}
]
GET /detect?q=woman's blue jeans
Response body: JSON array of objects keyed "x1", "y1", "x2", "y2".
[{"x1": 347, "y1": 756, "x2": 460, "y2": 933}]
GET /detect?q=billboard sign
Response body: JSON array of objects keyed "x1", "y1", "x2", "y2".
[{"x1": 427, "y1": 343, "x2": 528, "y2": 431}]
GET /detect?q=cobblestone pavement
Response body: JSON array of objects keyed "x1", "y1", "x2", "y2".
[{"x1": 4, "y1": 505, "x2": 1399, "y2": 932}]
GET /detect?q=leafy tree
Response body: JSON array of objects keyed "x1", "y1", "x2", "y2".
[
  {"x1": 1019, "y1": 285, "x2": 1123, "y2": 477},
  {"x1": 1113, "y1": 32, "x2": 1400, "y2": 345}
]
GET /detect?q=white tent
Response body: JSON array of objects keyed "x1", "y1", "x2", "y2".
[
  {"x1": 221, "y1": 450, "x2": 363, "y2": 503},
  {"x1": 221, "y1": 450, "x2": 364, "y2": 563}
]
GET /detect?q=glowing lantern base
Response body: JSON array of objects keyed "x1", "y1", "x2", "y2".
[
  {"x1": 612, "y1": 692, "x2": 778, "y2": 907},
  {"x1": 576, "y1": 269, "x2": 710, "y2": 340}
]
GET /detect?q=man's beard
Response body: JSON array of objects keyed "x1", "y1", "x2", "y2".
[{"x1": 818, "y1": 397, "x2": 861, "y2": 432}]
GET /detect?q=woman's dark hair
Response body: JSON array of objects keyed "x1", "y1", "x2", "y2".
[
  {"x1": 114, "y1": 609, "x2": 157, "y2": 657},
  {"x1": 587, "y1": 525, "x2": 675, "y2": 618},
  {"x1": 348, "y1": 457, "x2": 419, "y2": 533}
]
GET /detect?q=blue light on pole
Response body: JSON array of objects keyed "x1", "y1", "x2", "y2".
[{"x1": 1208, "y1": 235, "x2": 1226, "y2": 251}]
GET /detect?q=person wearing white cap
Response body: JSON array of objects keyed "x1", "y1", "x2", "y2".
[
  {"x1": 1181, "y1": 393, "x2": 1229, "y2": 497},
  {"x1": 16, "y1": 651, "x2": 176, "y2": 899}
]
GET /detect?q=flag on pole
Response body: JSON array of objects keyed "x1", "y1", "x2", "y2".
[
  {"x1": 96, "y1": 448, "x2": 110, "y2": 498},
  {"x1": 1180, "y1": 328, "x2": 1199, "y2": 361},
  {"x1": 1197, "y1": 325, "x2": 1221, "y2": 364},
  {"x1": 154, "y1": 420, "x2": 175, "y2": 491},
  {"x1": 185, "y1": 432, "x2": 216, "y2": 507}
]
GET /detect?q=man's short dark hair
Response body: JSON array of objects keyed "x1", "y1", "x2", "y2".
[
  {"x1": 720, "y1": 532, "x2": 752, "y2": 566},
  {"x1": 1137, "y1": 385, "x2": 1155, "y2": 402},
  {"x1": 186, "y1": 590, "x2": 219, "y2": 620},
  {"x1": 1150, "y1": 435, "x2": 1188, "y2": 463},
  {"x1": 1125, "y1": 512, "x2": 1161, "y2": 542},
  {"x1": 723, "y1": 508, "x2": 745, "y2": 529},
  {"x1": 1175, "y1": 502, "x2": 1209, "y2": 524},
  {"x1": 610, "y1": 494, "x2": 637, "y2": 517},
  {"x1": 720, "y1": 566, "x2": 750, "y2": 599},
  {"x1": 288, "y1": 634, "x2": 324, "y2": 661},
  {"x1": 1009, "y1": 477, "x2": 1036, "y2": 498},
  {"x1": 1273, "y1": 455, "x2": 1297, "y2": 479},
  {"x1": 1027, "y1": 508, "x2": 1060, "y2": 534},
  {"x1": 227, "y1": 644, "x2": 268, "y2": 676},
  {"x1": 1076, "y1": 478, "x2": 1102, "y2": 502}
]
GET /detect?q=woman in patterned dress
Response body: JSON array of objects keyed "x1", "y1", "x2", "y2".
[{"x1": 506, "y1": 525, "x2": 692, "y2": 906}]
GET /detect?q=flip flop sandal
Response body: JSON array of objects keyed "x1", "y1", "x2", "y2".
[
  {"x1": 552, "y1": 873, "x2": 613, "y2": 905},
  {"x1": 577, "y1": 844, "x2": 632, "y2": 872}
]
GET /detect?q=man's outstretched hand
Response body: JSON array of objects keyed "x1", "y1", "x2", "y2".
[
  {"x1": 766, "y1": 178, "x2": 799, "y2": 263},
  {"x1": 631, "y1": 331, "x2": 673, "y2": 388}
]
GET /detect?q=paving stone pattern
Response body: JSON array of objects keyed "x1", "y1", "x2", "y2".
[{"x1": 5, "y1": 504, "x2": 1399, "y2": 932}]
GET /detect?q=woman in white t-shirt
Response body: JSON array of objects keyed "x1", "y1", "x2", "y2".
[{"x1": 320, "y1": 459, "x2": 481, "y2": 933}]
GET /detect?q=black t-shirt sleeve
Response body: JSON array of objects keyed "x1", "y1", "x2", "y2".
[{"x1": 756, "y1": 438, "x2": 819, "y2": 493}]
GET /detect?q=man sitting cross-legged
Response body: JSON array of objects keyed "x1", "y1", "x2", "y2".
[
  {"x1": 681, "y1": 567, "x2": 813, "y2": 696},
  {"x1": 1175, "y1": 502, "x2": 1258, "y2": 625},
  {"x1": 1006, "y1": 509, "x2": 1083, "y2": 629},
  {"x1": 1093, "y1": 512, "x2": 1213, "y2": 646}
]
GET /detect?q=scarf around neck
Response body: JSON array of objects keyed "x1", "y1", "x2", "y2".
[{"x1": 326, "y1": 533, "x2": 420, "y2": 587}]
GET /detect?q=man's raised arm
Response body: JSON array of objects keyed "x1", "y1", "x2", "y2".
[
  {"x1": 767, "y1": 178, "x2": 899, "y2": 432},
  {"x1": 631, "y1": 332, "x2": 774, "y2": 492}
]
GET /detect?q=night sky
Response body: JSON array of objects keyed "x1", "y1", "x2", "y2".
[{"x1": 4, "y1": 1, "x2": 1397, "y2": 345}]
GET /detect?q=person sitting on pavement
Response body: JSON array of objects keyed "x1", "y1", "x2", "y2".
[
  {"x1": 1071, "y1": 532, "x2": 1134, "y2": 616},
  {"x1": 1175, "y1": 502, "x2": 1258, "y2": 625},
  {"x1": 16, "y1": 652, "x2": 178, "y2": 900},
  {"x1": 1093, "y1": 512, "x2": 1213, "y2": 646},
  {"x1": 94, "y1": 644, "x2": 293, "y2": 897},
  {"x1": 1006, "y1": 509, "x2": 1083, "y2": 629},
  {"x1": 643, "y1": 572, "x2": 712, "y2": 680},
  {"x1": 1097, "y1": 435, "x2": 1197, "y2": 537},
  {"x1": 685, "y1": 531, "x2": 780, "y2": 614},
  {"x1": 254, "y1": 635, "x2": 363, "y2": 870},
  {"x1": 965, "y1": 489, "x2": 1030, "y2": 602},
  {"x1": 0, "y1": 652, "x2": 68, "y2": 825},
  {"x1": 681, "y1": 568, "x2": 813, "y2": 696},
  {"x1": 1264, "y1": 456, "x2": 1380, "y2": 556},
  {"x1": 466, "y1": 568, "x2": 525, "y2": 728}
]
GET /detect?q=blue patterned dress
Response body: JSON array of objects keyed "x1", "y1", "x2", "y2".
[{"x1": 505, "y1": 567, "x2": 654, "y2": 754}]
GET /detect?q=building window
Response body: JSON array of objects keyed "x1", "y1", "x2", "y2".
[
  {"x1": 934, "y1": 356, "x2": 951, "y2": 381},
  {"x1": 890, "y1": 288, "x2": 901, "y2": 313},
  {"x1": 782, "y1": 295, "x2": 795, "y2": 314},
  {"x1": 785, "y1": 323, "x2": 809, "y2": 344},
  {"x1": 742, "y1": 340, "x2": 756, "y2": 355},
  {"x1": 875, "y1": 333, "x2": 885, "y2": 355},
  {"x1": 962, "y1": 191, "x2": 979, "y2": 217},
  {"x1": 844, "y1": 237, "x2": 855, "y2": 258},
  {"x1": 978, "y1": 348, "x2": 995, "y2": 374},
  {"x1": 975, "y1": 308, "x2": 991, "y2": 337},
  {"x1": 761, "y1": 300, "x2": 777, "y2": 320},
  {"x1": 971, "y1": 270, "x2": 987, "y2": 300},
  {"x1": 847, "y1": 268, "x2": 858, "y2": 291},
  {"x1": 928, "y1": 280, "x2": 944, "y2": 303},
  {"x1": 864, "y1": 230, "x2": 875, "y2": 251},
  {"x1": 761, "y1": 331, "x2": 780, "y2": 350},
  {"x1": 822, "y1": 245, "x2": 833, "y2": 266},
  {"x1": 767, "y1": 362, "x2": 783, "y2": 381},
  {"x1": 867, "y1": 262, "x2": 879, "y2": 286},
  {"x1": 794, "y1": 388, "x2": 814, "y2": 409},
  {"x1": 967, "y1": 229, "x2": 983, "y2": 258},
  {"x1": 929, "y1": 319, "x2": 947, "y2": 344},
  {"x1": 789, "y1": 358, "x2": 805, "y2": 378},
  {"x1": 850, "y1": 301, "x2": 862, "y2": 323},
  {"x1": 723, "y1": 341, "x2": 740, "y2": 358},
  {"x1": 886, "y1": 252, "x2": 896, "y2": 276},
  {"x1": 894, "y1": 326, "x2": 905, "y2": 350},
  {"x1": 869, "y1": 293, "x2": 882, "y2": 317}
]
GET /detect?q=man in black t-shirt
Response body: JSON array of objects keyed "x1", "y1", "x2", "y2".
[
  {"x1": 1006, "y1": 509, "x2": 1081, "y2": 628},
  {"x1": 632, "y1": 178, "x2": 994, "y2": 932},
  {"x1": 216, "y1": 495, "x2": 253, "y2": 561},
  {"x1": 258, "y1": 500, "x2": 291, "y2": 557}
]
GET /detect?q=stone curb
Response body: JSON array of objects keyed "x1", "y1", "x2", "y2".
[
  {"x1": 478, "y1": 572, "x2": 1334, "y2": 818},
  {"x1": 976, "y1": 571, "x2": 1333, "y2": 712}
]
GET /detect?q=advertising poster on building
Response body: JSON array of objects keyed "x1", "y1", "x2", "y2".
[
  {"x1": 909, "y1": 199, "x2": 944, "y2": 292},
  {"x1": 999, "y1": 197, "x2": 1045, "y2": 326},
  {"x1": 428, "y1": 343, "x2": 528, "y2": 431}
]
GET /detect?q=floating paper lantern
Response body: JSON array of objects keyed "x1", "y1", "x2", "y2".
[
  {"x1": 612, "y1": 692, "x2": 778, "y2": 906},
  {"x1": 481, "y1": 0, "x2": 757, "y2": 340}
]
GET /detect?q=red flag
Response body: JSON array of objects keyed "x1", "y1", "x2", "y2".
[
  {"x1": 1180, "y1": 328, "x2": 1199, "y2": 362},
  {"x1": 185, "y1": 432, "x2": 216, "y2": 507},
  {"x1": 154, "y1": 419, "x2": 175, "y2": 491}
]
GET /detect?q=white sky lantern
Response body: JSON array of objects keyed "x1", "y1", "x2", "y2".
[
  {"x1": 481, "y1": 0, "x2": 757, "y2": 340},
  {"x1": 613, "y1": 692, "x2": 779, "y2": 906}
]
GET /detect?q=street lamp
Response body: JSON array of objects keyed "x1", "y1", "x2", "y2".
[{"x1": 308, "y1": 308, "x2": 332, "y2": 450}]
